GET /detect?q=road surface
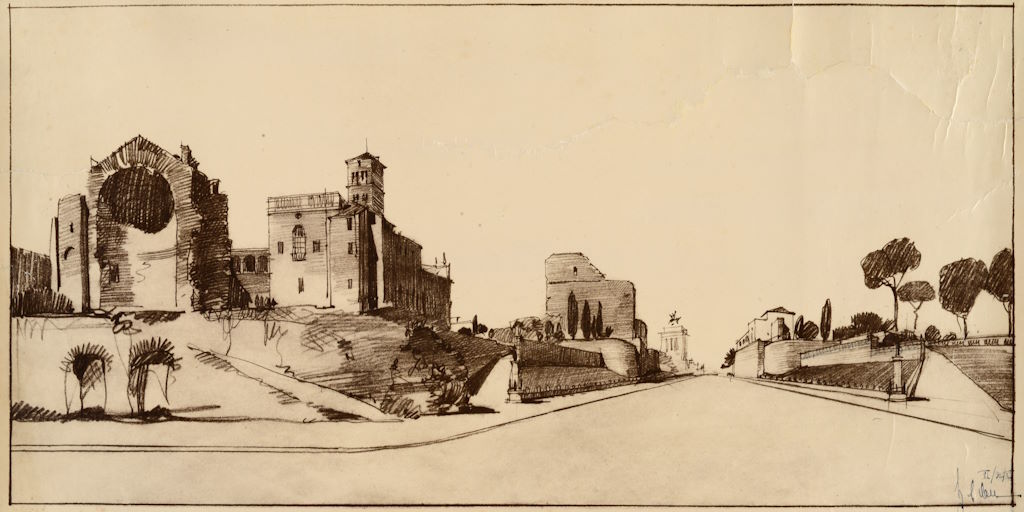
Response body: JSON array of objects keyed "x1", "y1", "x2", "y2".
[{"x1": 11, "y1": 375, "x2": 1013, "y2": 506}]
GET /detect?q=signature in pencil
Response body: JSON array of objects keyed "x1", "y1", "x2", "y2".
[{"x1": 955, "y1": 467, "x2": 1013, "y2": 507}]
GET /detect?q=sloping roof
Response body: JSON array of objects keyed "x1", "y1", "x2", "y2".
[
  {"x1": 345, "y1": 151, "x2": 387, "y2": 169},
  {"x1": 763, "y1": 306, "x2": 795, "y2": 316}
]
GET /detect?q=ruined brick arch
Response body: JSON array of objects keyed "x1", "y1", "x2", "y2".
[
  {"x1": 88, "y1": 135, "x2": 232, "y2": 311},
  {"x1": 97, "y1": 166, "x2": 175, "y2": 234}
]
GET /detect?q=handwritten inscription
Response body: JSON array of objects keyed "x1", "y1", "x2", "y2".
[{"x1": 955, "y1": 467, "x2": 1013, "y2": 506}]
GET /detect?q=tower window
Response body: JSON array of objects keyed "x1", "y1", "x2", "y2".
[
  {"x1": 348, "y1": 242, "x2": 354, "y2": 255},
  {"x1": 292, "y1": 225, "x2": 307, "y2": 261},
  {"x1": 277, "y1": 241, "x2": 284, "y2": 254},
  {"x1": 369, "y1": 212, "x2": 376, "y2": 224},
  {"x1": 63, "y1": 247, "x2": 74, "y2": 260},
  {"x1": 298, "y1": 277, "x2": 304, "y2": 293},
  {"x1": 348, "y1": 279, "x2": 353, "y2": 289},
  {"x1": 69, "y1": 222, "x2": 74, "y2": 233},
  {"x1": 312, "y1": 240, "x2": 321, "y2": 253},
  {"x1": 573, "y1": 266, "x2": 578, "y2": 276},
  {"x1": 347, "y1": 218, "x2": 353, "y2": 230}
]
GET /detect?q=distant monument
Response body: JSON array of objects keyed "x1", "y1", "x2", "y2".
[{"x1": 659, "y1": 311, "x2": 690, "y2": 373}]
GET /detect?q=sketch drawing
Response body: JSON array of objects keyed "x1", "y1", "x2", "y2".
[{"x1": 4, "y1": 1, "x2": 1018, "y2": 508}]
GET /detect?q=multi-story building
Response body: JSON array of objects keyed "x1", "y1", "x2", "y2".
[
  {"x1": 266, "y1": 151, "x2": 452, "y2": 326},
  {"x1": 745, "y1": 306, "x2": 796, "y2": 345}
]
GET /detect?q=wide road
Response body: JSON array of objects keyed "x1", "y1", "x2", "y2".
[{"x1": 12, "y1": 375, "x2": 1013, "y2": 506}]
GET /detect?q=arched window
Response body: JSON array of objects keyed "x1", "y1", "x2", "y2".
[
  {"x1": 292, "y1": 225, "x2": 307, "y2": 261},
  {"x1": 257, "y1": 255, "x2": 268, "y2": 273},
  {"x1": 232, "y1": 256, "x2": 241, "y2": 272},
  {"x1": 243, "y1": 255, "x2": 256, "y2": 273}
]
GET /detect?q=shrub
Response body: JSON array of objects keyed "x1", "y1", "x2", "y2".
[
  {"x1": 11, "y1": 288, "x2": 73, "y2": 317},
  {"x1": 60, "y1": 344, "x2": 114, "y2": 414},
  {"x1": 457, "y1": 327, "x2": 473, "y2": 336},
  {"x1": 380, "y1": 396, "x2": 422, "y2": 419},
  {"x1": 796, "y1": 320, "x2": 819, "y2": 340},
  {"x1": 127, "y1": 337, "x2": 181, "y2": 415},
  {"x1": 604, "y1": 327, "x2": 614, "y2": 338},
  {"x1": 11, "y1": 401, "x2": 62, "y2": 422},
  {"x1": 924, "y1": 325, "x2": 941, "y2": 342}
]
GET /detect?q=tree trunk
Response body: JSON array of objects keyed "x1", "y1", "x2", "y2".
[
  {"x1": 962, "y1": 316, "x2": 969, "y2": 340},
  {"x1": 1008, "y1": 302, "x2": 1014, "y2": 337},
  {"x1": 137, "y1": 368, "x2": 148, "y2": 414},
  {"x1": 890, "y1": 286, "x2": 899, "y2": 331}
]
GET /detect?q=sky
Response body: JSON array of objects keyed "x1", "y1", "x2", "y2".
[{"x1": 10, "y1": 5, "x2": 1014, "y2": 367}]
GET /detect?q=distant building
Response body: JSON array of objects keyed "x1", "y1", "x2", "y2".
[
  {"x1": 265, "y1": 151, "x2": 452, "y2": 326},
  {"x1": 11, "y1": 247, "x2": 52, "y2": 296},
  {"x1": 545, "y1": 253, "x2": 638, "y2": 340},
  {"x1": 658, "y1": 321, "x2": 689, "y2": 371},
  {"x1": 739, "y1": 306, "x2": 796, "y2": 348},
  {"x1": 230, "y1": 248, "x2": 270, "y2": 302}
]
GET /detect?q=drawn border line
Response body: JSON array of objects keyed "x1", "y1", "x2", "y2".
[
  {"x1": 5, "y1": 502, "x2": 1019, "y2": 508},
  {"x1": 6, "y1": 0, "x2": 1016, "y2": 508},
  {"x1": 5, "y1": 2, "x2": 1019, "y2": 9}
]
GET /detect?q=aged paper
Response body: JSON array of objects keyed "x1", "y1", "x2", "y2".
[{"x1": 2, "y1": 0, "x2": 1020, "y2": 508}]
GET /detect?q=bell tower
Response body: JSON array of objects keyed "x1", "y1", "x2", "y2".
[{"x1": 345, "y1": 150, "x2": 386, "y2": 215}]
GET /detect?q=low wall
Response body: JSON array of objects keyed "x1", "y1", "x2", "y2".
[
  {"x1": 559, "y1": 339, "x2": 640, "y2": 378},
  {"x1": 734, "y1": 341, "x2": 764, "y2": 378},
  {"x1": 518, "y1": 339, "x2": 603, "y2": 368},
  {"x1": 764, "y1": 340, "x2": 838, "y2": 375},
  {"x1": 801, "y1": 338, "x2": 923, "y2": 367}
]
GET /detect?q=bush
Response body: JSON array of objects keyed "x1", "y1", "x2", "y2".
[
  {"x1": 380, "y1": 396, "x2": 422, "y2": 419},
  {"x1": 796, "y1": 320, "x2": 819, "y2": 340},
  {"x1": 457, "y1": 327, "x2": 473, "y2": 336},
  {"x1": 879, "y1": 330, "x2": 917, "y2": 348},
  {"x1": 924, "y1": 325, "x2": 941, "y2": 342},
  {"x1": 604, "y1": 327, "x2": 613, "y2": 338},
  {"x1": 11, "y1": 288, "x2": 74, "y2": 317}
]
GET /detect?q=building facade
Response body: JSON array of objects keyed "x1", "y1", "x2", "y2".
[
  {"x1": 266, "y1": 152, "x2": 452, "y2": 326},
  {"x1": 230, "y1": 247, "x2": 271, "y2": 302},
  {"x1": 744, "y1": 306, "x2": 796, "y2": 346},
  {"x1": 545, "y1": 253, "x2": 638, "y2": 340}
]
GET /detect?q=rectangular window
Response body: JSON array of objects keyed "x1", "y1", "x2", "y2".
[
  {"x1": 348, "y1": 242, "x2": 354, "y2": 255},
  {"x1": 347, "y1": 218, "x2": 353, "y2": 230},
  {"x1": 312, "y1": 240, "x2": 321, "y2": 253},
  {"x1": 298, "y1": 277, "x2": 304, "y2": 293},
  {"x1": 348, "y1": 279, "x2": 353, "y2": 289},
  {"x1": 277, "y1": 241, "x2": 284, "y2": 254},
  {"x1": 369, "y1": 212, "x2": 376, "y2": 225}
]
